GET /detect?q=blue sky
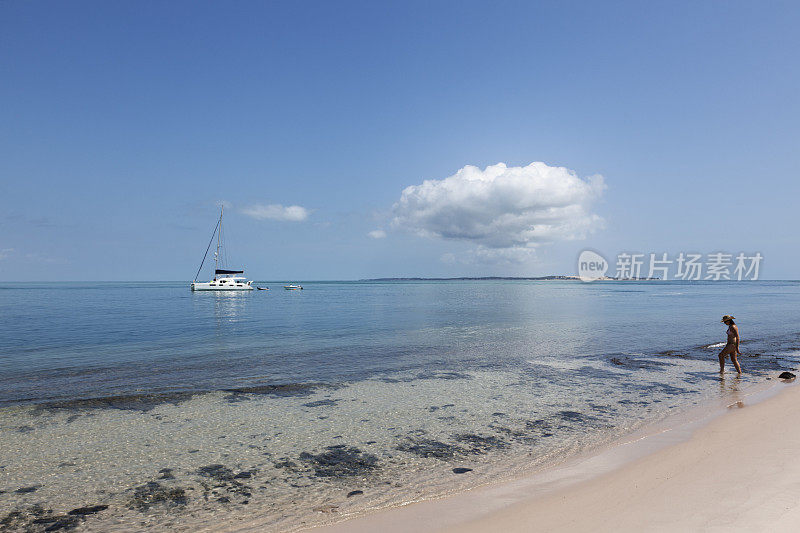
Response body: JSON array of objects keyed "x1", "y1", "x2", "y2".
[{"x1": 1, "y1": 1, "x2": 799, "y2": 280}]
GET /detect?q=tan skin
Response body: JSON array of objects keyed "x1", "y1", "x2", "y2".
[{"x1": 718, "y1": 319, "x2": 742, "y2": 374}]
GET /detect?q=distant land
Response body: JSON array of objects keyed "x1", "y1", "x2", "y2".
[{"x1": 360, "y1": 276, "x2": 659, "y2": 281}]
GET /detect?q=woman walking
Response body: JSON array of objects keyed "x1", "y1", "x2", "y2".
[{"x1": 719, "y1": 315, "x2": 742, "y2": 374}]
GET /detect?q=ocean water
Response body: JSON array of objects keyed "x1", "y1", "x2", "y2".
[{"x1": 1, "y1": 280, "x2": 799, "y2": 531}]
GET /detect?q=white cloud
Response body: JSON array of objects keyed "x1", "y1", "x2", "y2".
[
  {"x1": 241, "y1": 204, "x2": 310, "y2": 222},
  {"x1": 391, "y1": 162, "x2": 605, "y2": 256},
  {"x1": 0, "y1": 248, "x2": 14, "y2": 260},
  {"x1": 367, "y1": 229, "x2": 387, "y2": 239}
]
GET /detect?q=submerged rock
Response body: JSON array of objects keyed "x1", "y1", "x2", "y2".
[
  {"x1": 68, "y1": 505, "x2": 108, "y2": 516},
  {"x1": 299, "y1": 446, "x2": 379, "y2": 478}
]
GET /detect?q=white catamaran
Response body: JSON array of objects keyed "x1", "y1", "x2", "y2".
[{"x1": 191, "y1": 206, "x2": 254, "y2": 291}]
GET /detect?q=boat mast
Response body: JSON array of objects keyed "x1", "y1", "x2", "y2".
[{"x1": 214, "y1": 205, "x2": 222, "y2": 277}]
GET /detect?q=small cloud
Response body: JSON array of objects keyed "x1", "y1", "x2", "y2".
[
  {"x1": 0, "y1": 248, "x2": 14, "y2": 260},
  {"x1": 367, "y1": 229, "x2": 387, "y2": 239},
  {"x1": 242, "y1": 204, "x2": 310, "y2": 222},
  {"x1": 24, "y1": 252, "x2": 66, "y2": 264}
]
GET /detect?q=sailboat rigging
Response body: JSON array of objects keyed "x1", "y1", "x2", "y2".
[{"x1": 190, "y1": 206, "x2": 254, "y2": 291}]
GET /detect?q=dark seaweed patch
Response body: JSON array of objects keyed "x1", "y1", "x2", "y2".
[
  {"x1": 558, "y1": 411, "x2": 597, "y2": 423},
  {"x1": 223, "y1": 382, "x2": 332, "y2": 399},
  {"x1": 525, "y1": 419, "x2": 552, "y2": 431},
  {"x1": 31, "y1": 514, "x2": 81, "y2": 531},
  {"x1": 416, "y1": 371, "x2": 470, "y2": 381},
  {"x1": 588, "y1": 403, "x2": 616, "y2": 414},
  {"x1": 638, "y1": 382, "x2": 694, "y2": 396},
  {"x1": 453, "y1": 433, "x2": 508, "y2": 454},
  {"x1": 302, "y1": 399, "x2": 338, "y2": 408},
  {"x1": 298, "y1": 446, "x2": 379, "y2": 478},
  {"x1": 128, "y1": 481, "x2": 188, "y2": 510},
  {"x1": 35, "y1": 392, "x2": 197, "y2": 413},
  {"x1": 194, "y1": 464, "x2": 254, "y2": 501},
  {"x1": 397, "y1": 438, "x2": 461, "y2": 460},
  {"x1": 617, "y1": 399, "x2": 649, "y2": 406},
  {"x1": 488, "y1": 423, "x2": 530, "y2": 441},
  {"x1": 608, "y1": 356, "x2": 674, "y2": 370},
  {"x1": 1, "y1": 506, "x2": 49, "y2": 531},
  {"x1": 2, "y1": 503, "x2": 108, "y2": 532},
  {"x1": 273, "y1": 458, "x2": 297, "y2": 470},
  {"x1": 654, "y1": 350, "x2": 689, "y2": 358},
  {"x1": 197, "y1": 464, "x2": 235, "y2": 482}
]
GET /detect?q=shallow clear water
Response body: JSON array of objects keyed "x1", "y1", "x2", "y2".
[{"x1": 1, "y1": 280, "x2": 799, "y2": 531}]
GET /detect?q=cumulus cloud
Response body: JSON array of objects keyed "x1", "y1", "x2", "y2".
[
  {"x1": 367, "y1": 229, "x2": 387, "y2": 239},
  {"x1": 241, "y1": 204, "x2": 310, "y2": 222},
  {"x1": 391, "y1": 162, "x2": 605, "y2": 257}
]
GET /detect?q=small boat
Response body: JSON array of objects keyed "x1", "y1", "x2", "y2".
[
  {"x1": 284, "y1": 284, "x2": 303, "y2": 290},
  {"x1": 257, "y1": 287, "x2": 269, "y2": 291},
  {"x1": 190, "y1": 206, "x2": 255, "y2": 291}
]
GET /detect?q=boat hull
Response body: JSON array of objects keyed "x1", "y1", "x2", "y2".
[{"x1": 191, "y1": 283, "x2": 254, "y2": 291}]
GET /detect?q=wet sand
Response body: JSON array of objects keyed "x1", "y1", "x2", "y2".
[{"x1": 296, "y1": 378, "x2": 800, "y2": 533}]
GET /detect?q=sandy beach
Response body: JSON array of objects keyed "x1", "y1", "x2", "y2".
[{"x1": 301, "y1": 378, "x2": 800, "y2": 533}]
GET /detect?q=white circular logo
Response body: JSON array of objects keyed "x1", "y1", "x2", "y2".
[{"x1": 578, "y1": 250, "x2": 608, "y2": 282}]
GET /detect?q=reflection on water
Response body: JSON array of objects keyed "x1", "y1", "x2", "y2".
[
  {"x1": 190, "y1": 290, "x2": 255, "y2": 330},
  {"x1": 719, "y1": 372, "x2": 745, "y2": 406}
]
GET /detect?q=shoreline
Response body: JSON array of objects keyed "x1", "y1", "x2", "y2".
[{"x1": 272, "y1": 376, "x2": 798, "y2": 533}]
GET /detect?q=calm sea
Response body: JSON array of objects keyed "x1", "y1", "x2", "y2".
[{"x1": 1, "y1": 280, "x2": 799, "y2": 530}]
